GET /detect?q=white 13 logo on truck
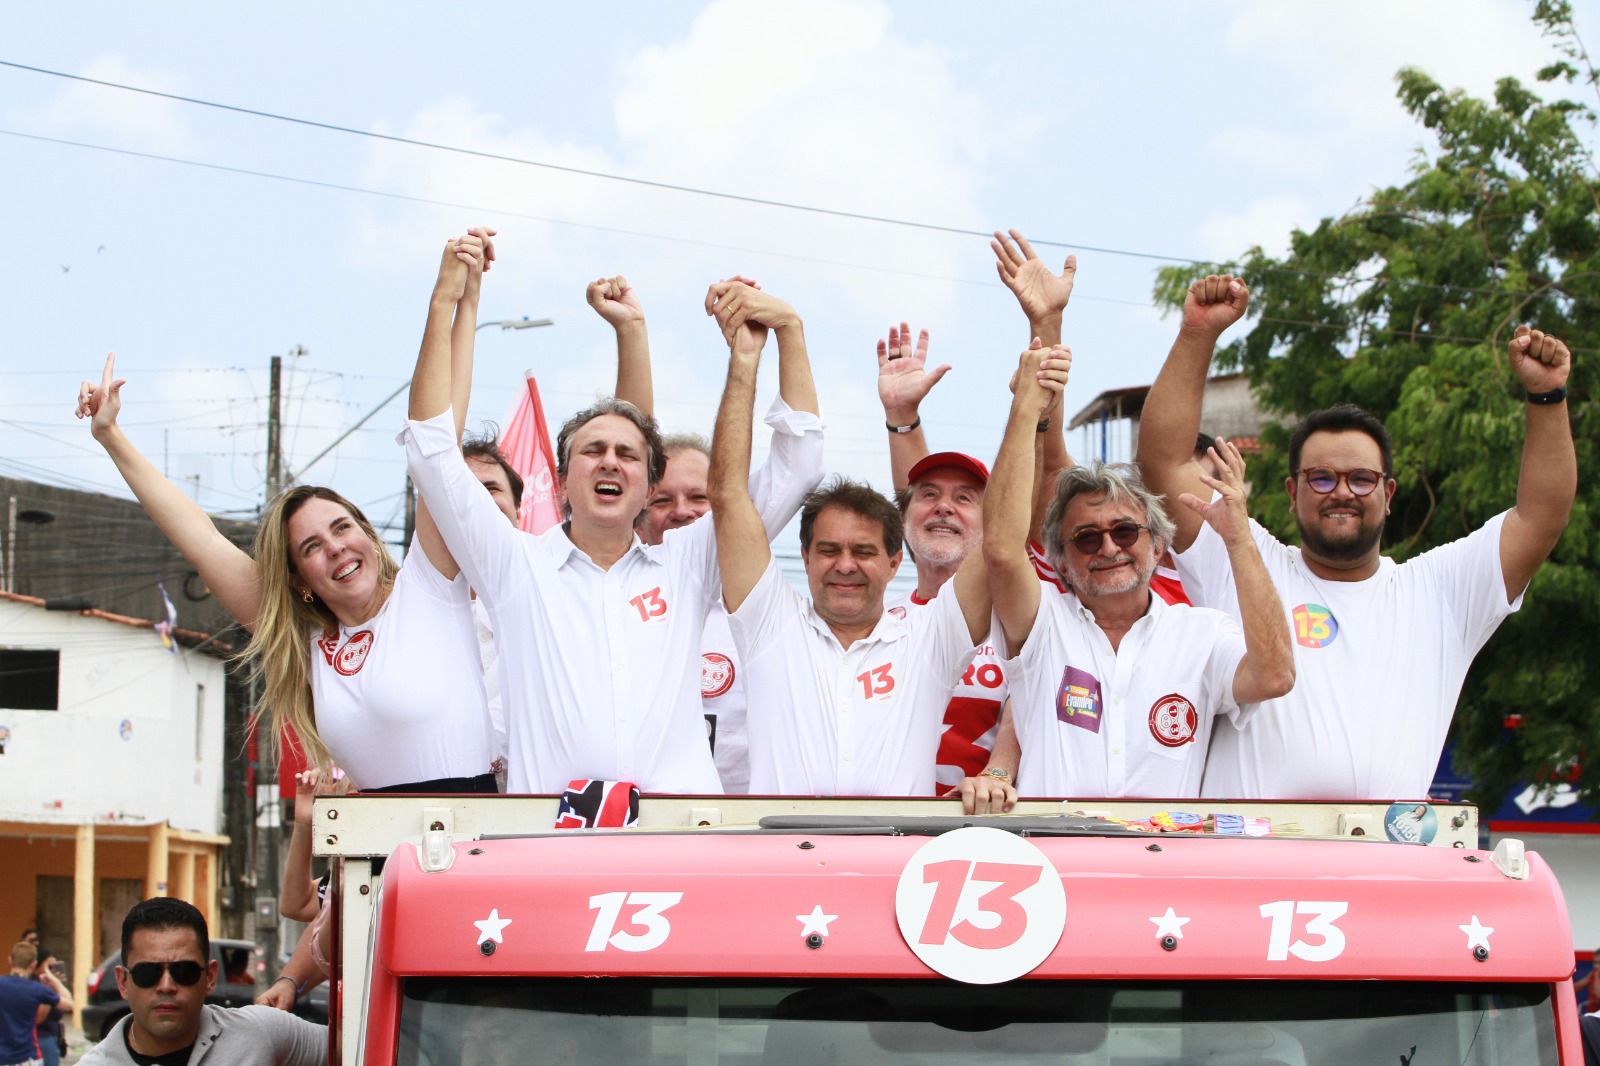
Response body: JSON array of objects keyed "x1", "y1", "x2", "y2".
[
  {"x1": 895, "y1": 827, "x2": 1066, "y2": 985},
  {"x1": 1258, "y1": 900, "x2": 1348, "y2": 962},
  {"x1": 586, "y1": 891, "x2": 683, "y2": 952}
]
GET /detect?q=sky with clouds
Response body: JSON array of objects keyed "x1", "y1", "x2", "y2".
[{"x1": 1, "y1": 1, "x2": 1590, "y2": 582}]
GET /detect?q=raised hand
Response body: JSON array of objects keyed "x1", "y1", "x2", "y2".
[
  {"x1": 1177, "y1": 438, "x2": 1251, "y2": 546},
  {"x1": 992, "y1": 229, "x2": 1076, "y2": 325},
  {"x1": 705, "y1": 278, "x2": 797, "y2": 345},
  {"x1": 76, "y1": 352, "x2": 127, "y2": 439},
  {"x1": 434, "y1": 231, "x2": 488, "y2": 304},
  {"x1": 1181, "y1": 274, "x2": 1250, "y2": 337},
  {"x1": 876, "y1": 322, "x2": 950, "y2": 422},
  {"x1": 1014, "y1": 342, "x2": 1072, "y2": 419},
  {"x1": 586, "y1": 275, "x2": 645, "y2": 328},
  {"x1": 1509, "y1": 325, "x2": 1571, "y2": 394},
  {"x1": 461, "y1": 225, "x2": 497, "y2": 300}
]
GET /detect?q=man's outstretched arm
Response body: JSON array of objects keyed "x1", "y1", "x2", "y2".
[
  {"x1": 707, "y1": 306, "x2": 772, "y2": 614},
  {"x1": 590, "y1": 275, "x2": 653, "y2": 415},
  {"x1": 984, "y1": 343, "x2": 1072, "y2": 653},
  {"x1": 1175, "y1": 440, "x2": 1294, "y2": 705},
  {"x1": 875, "y1": 322, "x2": 948, "y2": 491},
  {"x1": 1501, "y1": 325, "x2": 1576, "y2": 601},
  {"x1": 991, "y1": 231, "x2": 1080, "y2": 552},
  {"x1": 1136, "y1": 274, "x2": 1250, "y2": 553}
]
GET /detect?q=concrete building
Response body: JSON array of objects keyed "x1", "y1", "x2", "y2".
[
  {"x1": 0, "y1": 589, "x2": 231, "y2": 1015},
  {"x1": 1065, "y1": 371, "x2": 1281, "y2": 464}
]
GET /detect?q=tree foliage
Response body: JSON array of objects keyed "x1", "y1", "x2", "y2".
[{"x1": 1152, "y1": 0, "x2": 1599, "y2": 808}]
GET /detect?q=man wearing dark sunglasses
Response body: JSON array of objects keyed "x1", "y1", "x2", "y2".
[
  {"x1": 80, "y1": 898, "x2": 322, "y2": 1066},
  {"x1": 1138, "y1": 274, "x2": 1576, "y2": 800},
  {"x1": 986, "y1": 344, "x2": 1294, "y2": 799}
]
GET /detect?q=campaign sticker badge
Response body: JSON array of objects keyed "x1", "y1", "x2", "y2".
[
  {"x1": 1056, "y1": 666, "x2": 1102, "y2": 733},
  {"x1": 895, "y1": 826, "x2": 1066, "y2": 985},
  {"x1": 333, "y1": 630, "x2": 375, "y2": 676},
  {"x1": 1148, "y1": 694, "x2": 1199, "y2": 747},
  {"x1": 1291, "y1": 603, "x2": 1339, "y2": 648},
  {"x1": 700, "y1": 653, "x2": 735, "y2": 699},
  {"x1": 1384, "y1": 802, "x2": 1437, "y2": 844}
]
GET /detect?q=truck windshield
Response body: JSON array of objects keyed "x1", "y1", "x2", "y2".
[{"x1": 397, "y1": 977, "x2": 1555, "y2": 1065}]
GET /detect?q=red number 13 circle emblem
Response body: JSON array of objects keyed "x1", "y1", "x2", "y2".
[{"x1": 894, "y1": 826, "x2": 1066, "y2": 984}]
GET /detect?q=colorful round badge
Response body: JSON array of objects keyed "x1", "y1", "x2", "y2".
[
  {"x1": 1291, "y1": 603, "x2": 1339, "y2": 648},
  {"x1": 895, "y1": 826, "x2": 1066, "y2": 985},
  {"x1": 1384, "y1": 803, "x2": 1437, "y2": 844}
]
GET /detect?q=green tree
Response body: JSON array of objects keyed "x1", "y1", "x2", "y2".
[{"x1": 1153, "y1": 0, "x2": 1599, "y2": 808}]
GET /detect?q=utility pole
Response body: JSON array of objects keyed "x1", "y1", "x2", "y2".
[
  {"x1": 265, "y1": 355, "x2": 283, "y2": 503},
  {"x1": 255, "y1": 345, "x2": 299, "y2": 983}
]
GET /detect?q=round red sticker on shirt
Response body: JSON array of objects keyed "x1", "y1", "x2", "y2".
[
  {"x1": 1148, "y1": 693, "x2": 1198, "y2": 747},
  {"x1": 700, "y1": 653, "x2": 735, "y2": 699},
  {"x1": 334, "y1": 630, "x2": 375, "y2": 676}
]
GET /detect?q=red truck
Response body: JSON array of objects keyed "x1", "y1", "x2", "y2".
[{"x1": 313, "y1": 796, "x2": 1583, "y2": 1064}]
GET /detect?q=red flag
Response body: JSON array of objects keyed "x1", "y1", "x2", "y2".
[{"x1": 498, "y1": 369, "x2": 562, "y2": 533}]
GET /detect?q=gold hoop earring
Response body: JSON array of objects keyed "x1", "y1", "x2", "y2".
[{"x1": 301, "y1": 589, "x2": 314, "y2": 604}]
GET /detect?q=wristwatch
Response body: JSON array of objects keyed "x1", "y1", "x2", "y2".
[{"x1": 979, "y1": 767, "x2": 1012, "y2": 784}]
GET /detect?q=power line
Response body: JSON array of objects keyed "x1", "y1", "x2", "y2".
[
  {"x1": 3, "y1": 60, "x2": 1591, "y2": 306},
  {"x1": 0, "y1": 59, "x2": 1197, "y2": 264},
  {"x1": 0, "y1": 127, "x2": 1145, "y2": 303}
]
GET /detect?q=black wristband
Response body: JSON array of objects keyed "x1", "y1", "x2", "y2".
[
  {"x1": 886, "y1": 416, "x2": 922, "y2": 434},
  {"x1": 1526, "y1": 386, "x2": 1568, "y2": 405},
  {"x1": 1035, "y1": 418, "x2": 1052, "y2": 433}
]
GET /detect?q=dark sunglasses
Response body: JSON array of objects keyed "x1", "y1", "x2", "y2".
[
  {"x1": 1071, "y1": 522, "x2": 1148, "y2": 555},
  {"x1": 1295, "y1": 468, "x2": 1386, "y2": 496},
  {"x1": 124, "y1": 960, "x2": 206, "y2": 988}
]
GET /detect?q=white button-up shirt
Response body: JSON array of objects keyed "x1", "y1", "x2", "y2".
[
  {"x1": 1009, "y1": 586, "x2": 1248, "y2": 798},
  {"x1": 403, "y1": 403, "x2": 823, "y2": 794},
  {"x1": 732, "y1": 561, "x2": 980, "y2": 796}
]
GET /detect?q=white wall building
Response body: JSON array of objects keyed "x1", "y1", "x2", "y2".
[{"x1": 0, "y1": 590, "x2": 232, "y2": 1009}]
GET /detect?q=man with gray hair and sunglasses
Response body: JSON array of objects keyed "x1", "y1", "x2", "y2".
[{"x1": 984, "y1": 342, "x2": 1295, "y2": 798}]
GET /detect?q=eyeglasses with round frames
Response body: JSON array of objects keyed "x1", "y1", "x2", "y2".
[
  {"x1": 124, "y1": 960, "x2": 206, "y2": 988},
  {"x1": 1294, "y1": 468, "x2": 1386, "y2": 496},
  {"x1": 1071, "y1": 522, "x2": 1149, "y2": 555}
]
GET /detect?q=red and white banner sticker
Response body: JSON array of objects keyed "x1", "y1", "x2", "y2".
[{"x1": 894, "y1": 827, "x2": 1066, "y2": 985}]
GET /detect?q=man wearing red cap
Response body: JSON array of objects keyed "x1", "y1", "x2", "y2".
[{"x1": 885, "y1": 451, "x2": 1018, "y2": 808}]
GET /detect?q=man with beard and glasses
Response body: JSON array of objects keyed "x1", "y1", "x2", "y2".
[
  {"x1": 988, "y1": 343, "x2": 1295, "y2": 799},
  {"x1": 1137, "y1": 275, "x2": 1576, "y2": 800}
]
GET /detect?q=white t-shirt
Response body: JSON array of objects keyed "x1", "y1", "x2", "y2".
[
  {"x1": 731, "y1": 561, "x2": 980, "y2": 796},
  {"x1": 699, "y1": 606, "x2": 750, "y2": 793},
  {"x1": 470, "y1": 596, "x2": 508, "y2": 774},
  {"x1": 696, "y1": 405, "x2": 827, "y2": 795},
  {"x1": 403, "y1": 403, "x2": 822, "y2": 794},
  {"x1": 310, "y1": 539, "x2": 494, "y2": 790},
  {"x1": 1177, "y1": 511, "x2": 1520, "y2": 799},
  {"x1": 885, "y1": 589, "x2": 1006, "y2": 790},
  {"x1": 1009, "y1": 586, "x2": 1247, "y2": 798}
]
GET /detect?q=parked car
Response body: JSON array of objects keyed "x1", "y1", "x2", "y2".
[{"x1": 81, "y1": 938, "x2": 325, "y2": 1039}]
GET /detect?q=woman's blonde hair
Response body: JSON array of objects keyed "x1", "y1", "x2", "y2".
[{"x1": 243, "y1": 485, "x2": 399, "y2": 779}]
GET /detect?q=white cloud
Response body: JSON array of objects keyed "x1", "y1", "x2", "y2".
[
  {"x1": 344, "y1": 0, "x2": 1019, "y2": 478},
  {"x1": 1194, "y1": 194, "x2": 1308, "y2": 262},
  {"x1": 33, "y1": 54, "x2": 193, "y2": 154}
]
